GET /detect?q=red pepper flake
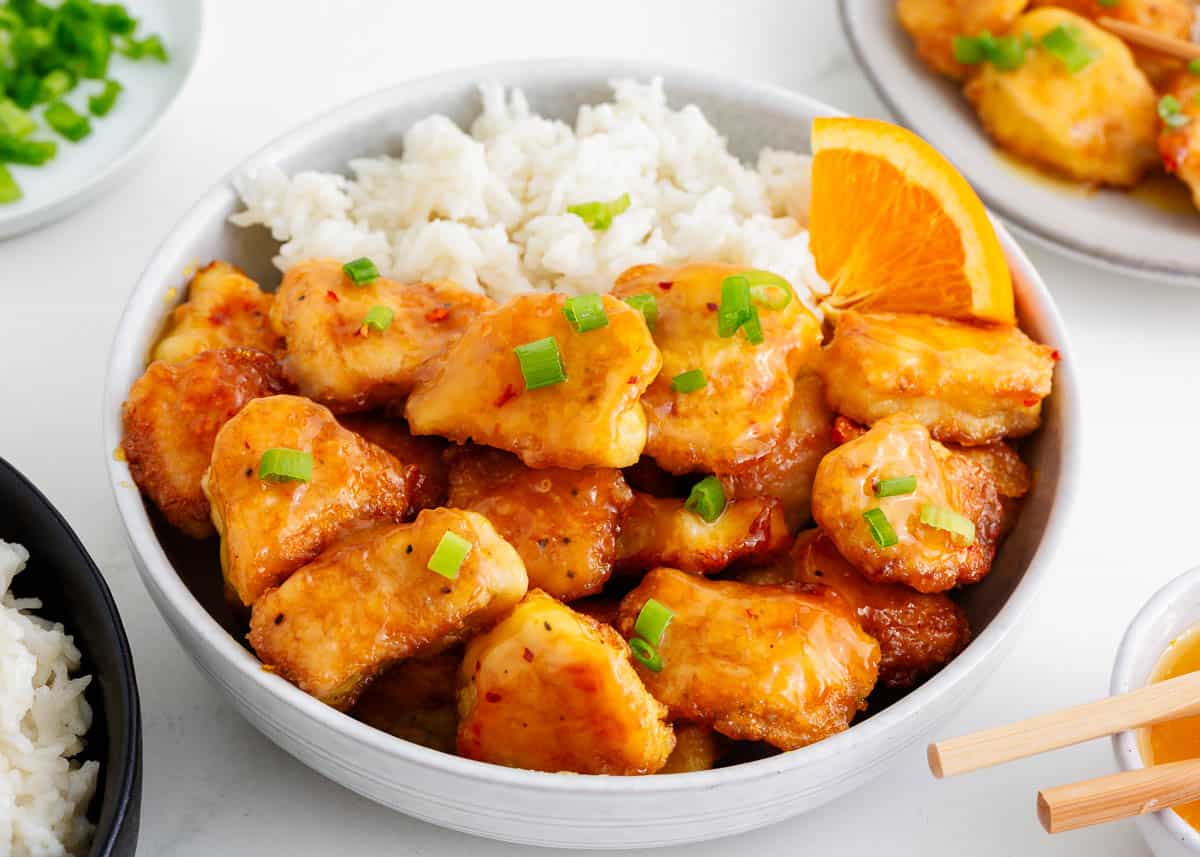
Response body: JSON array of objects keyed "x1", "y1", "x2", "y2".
[
  {"x1": 485, "y1": 691, "x2": 502, "y2": 703},
  {"x1": 325, "y1": 290, "x2": 340, "y2": 303},
  {"x1": 626, "y1": 376, "x2": 638, "y2": 384},
  {"x1": 522, "y1": 648, "x2": 535, "y2": 663},
  {"x1": 425, "y1": 307, "x2": 450, "y2": 323},
  {"x1": 705, "y1": 302, "x2": 718, "y2": 312},
  {"x1": 494, "y1": 384, "x2": 519, "y2": 408},
  {"x1": 657, "y1": 281, "x2": 673, "y2": 291},
  {"x1": 1050, "y1": 349, "x2": 1061, "y2": 361},
  {"x1": 1023, "y1": 396, "x2": 1040, "y2": 407}
]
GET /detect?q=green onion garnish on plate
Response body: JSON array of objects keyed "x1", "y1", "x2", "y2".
[
  {"x1": 863, "y1": 508, "x2": 898, "y2": 548},
  {"x1": 36, "y1": 69, "x2": 75, "y2": 105},
  {"x1": 567, "y1": 192, "x2": 630, "y2": 230},
  {"x1": 0, "y1": 100, "x2": 36, "y2": 138},
  {"x1": 671, "y1": 369, "x2": 707, "y2": 394},
  {"x1": 741, "y1": 306, "x2": 764, "y2": 344},
  {"x1": 953, "y1": 31, "x2": 1031, "y2": 71},
  {"x1": 361, "y1": 305, "x2": 394, "y2": 333},
  {"x1": 342, "y1": 257, "x2": 380, "y2": 285},
  {"x1": 629, "y1": 636, "x2": 664, "y2": 672},
  {"x1": 685, "y1": 476, "x2": 726, "y2": 523},
  {"x1": 258, "y1": 448, "x2": 313, "y2": 484},
  {"x1": 427, "y1": 531, "x2": 472, "y2": 580},
  {"x1": 0, "y1": 135, "x2": 57, "y2": 165},
  {"x1": 718, "y1": 275, "x2": 752, "y2": 337},
  {"x1": 44, "y1": 101, "x2": 91, "y2": 141},
  {"x1": 88, "y1": 79, "x2": 122, "y2": 117},
  {"x1": 0, "y1": 165, "x2": 21, "y2": 204},
  {"x1": 562, "y1": 294, "x2": 608, "y2": 333},
  {"x1": 920, "y1": 504, "x2": 976, "y2": 545},
  {"x1": 622, "y1": 293, "x2": 658, "y2": 331},
  {"x1": 1041, "y1": 24, "x2": 1097, "y2": 74},
  {"x1": 634, "y1": 599, "x2": 674, "y2": 647},
  {"x1": 514, "y1": 336, "x2": 567, "y2": 390},
  {"x1": 743, "y1": 269, "x2": 794, "y2": 310},
  {"x1": 875, "y1": 475, "x2": 917, "y2": 497},
  {"x1": 1159, "y1": 95, "x2": 1192, "y2": 129}
]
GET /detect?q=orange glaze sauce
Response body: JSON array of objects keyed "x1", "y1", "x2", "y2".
[{"x1": 1140, "y1": 624, "x2": 1200, "y2": 831}]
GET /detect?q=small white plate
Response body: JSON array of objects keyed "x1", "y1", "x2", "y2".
[
  {"x1": 839, "y1": 0, "x2": 1200, "y2": 287},
  {"x1": 0, "y1": 0, "x2": 203, "y2": 239}
]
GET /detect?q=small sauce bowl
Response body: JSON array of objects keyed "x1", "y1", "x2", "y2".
[{"x1": 1113, "y1": 566, "x2": 1200, "y2": 857}]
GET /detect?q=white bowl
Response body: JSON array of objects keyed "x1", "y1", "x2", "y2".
[
  {"x1": 102, "y1": 59, "x2": 1081, "y2": 849},
  {"x1": 1113, "y1": 567, "x2": 1200, "y2": 857}
]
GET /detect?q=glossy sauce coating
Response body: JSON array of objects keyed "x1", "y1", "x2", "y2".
[
  {"x1": 351, "y1": 650, "x2": 461, "y2": 754},
  {"x1": 338, "y1": 413, "x2": 450, "y2": 513},
  {"x1": 153, "y1": 261, "x2": 279, "y2": 364},
  {"x1": 897, "y1": 0, "x2": 1030, "y2": 80}
]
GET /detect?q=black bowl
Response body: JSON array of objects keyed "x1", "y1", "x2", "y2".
[{"x1": 0, "y1": 457, "x2": 141, "y2": 857}]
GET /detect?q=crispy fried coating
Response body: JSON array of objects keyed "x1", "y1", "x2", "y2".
[
  {"x1": 1158, "y1": 72, "x2": 1200, "y2": 211},
  {"x1": 250, "y1": 508, "x2": 527, "y2": 709},
  {"x1": 406, "y1": 293, "x2": 661, "y2": 469},
  {"x1": 963, "y1": 8, "x2": 1159, "y2": 187},
  {"x1": 658, "y1": 723, "x2": 723, "y2": 774},
  {"x1": 716, "y1": 373, "x2": 833, "y2": 529},
  {"x1": 152, "y1": 261, "x2": 279, "y2": 364},
  {"x1": 820, "y1": 311, "x2": 1056, "y2": 445},
  {"x1": 611, "y1": 263, "x2": 822, "y2": 474},
  {"x1": 270, "y1": 259, "x2": 494, "y2": 413},
  {"x1": 744, "y1": 531, "x2": 970, "y2": 689},
  {"x1": 812, "y1": 413, "x2": 1004, "y2": 593},
  {"x1": 616, "y1": 568, "x2": 879, "y2": 750},
  {"x1": 447, "y1": 446, "x2": 632, "y2": 601},
  {"x1": 897, "y1": 0, "x2": 1030, "y2": 80},
  {"x1": 203, "y1": 395, "x2": 413, "y2": 605},
  {"x1": 122, "y1": 348, "x2": 287, "y2": 538},
  {"x1": 457, "y1": 590, "x2": 675, "y2": 774},
  {"x1": 616, "y1": 492, "x2": 790, "y2": 576},
  {"x1": 952, "y1": 439, "x2": 1031, "y2": 536},
  {"x1": 339, "y1": 413, "x2": 450, "y2": 512},
  {"x1": 351, "y1": 650, "x2": 461, "y2": 753}
]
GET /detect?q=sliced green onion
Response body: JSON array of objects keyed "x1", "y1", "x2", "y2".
[
  {"x1": 874, "y1": 475, "x2": 917, "y2": 497},
  {"x1": 258, "y1": 448, "x2": 312, "y2": 483},
  {"x1": 342, "y1": 257, "x2": 380, "y2": 285},
  {"x1": 427, "y1": 531, "x2": 472, "y2": 580},
  {"x1": 671, "y1": 369, "x2": 707, "y2": 394},
  {"x1": 1190, "y1": 58, "x2": 1200, "y2": 75},
  {"x1": 629, "y1": 636, "x2": 664, "y2": 672},
  {"x1": 742, "y1": 269, "x2": 793, "y2": 310},
  {"x1": 514, "y1": 336, "x2": 567, "y2": 390},
  {"x1": 1097, "y1": 0, "x2": 1119, "y2": 7},
  {"x1": 100, "y1": 5, "x2": 140, "y2": 36},
  {"x1": 117, "y1": 33, "x2": 167, "y2": 62},
  {"x1": 741, "y1": 306, "x2": 764, "y2": 344},
  {"x1": 0, "y1": 134, "x2": 56, "y2": 165},
  {"x1": 361, "y1": 305, "x2": 394, "y2": 333},
  {"x1": 88, "y1": 79, "x2": 121, "y2": 116},
  {"x1": 567, "y1": 192, "x2": 630, "y2": 230},
  {"x1": 0, "y1": 100, "x2": 35, "y2": 138},
  {"x1": 622, "y1": 293, "x2": 658, "y2": 331},
  {"x1": 1159, "y1": 95, "x2": 1192, "y2": 129},
  {"x1": 43, "y1": 101, "x2": 90, "y2": 141},
  {"x1": 10, "y1": 75, "x2": 41, "y2": 110},
  {"x1": 562, "y1": 293, "x2": 609, "y2": 333},
  {"x1": 920, "y1": 504, "x2": 976, "y2": 545},
  {"x1": 36, "y1": 69, "x2": 74, "y2": 104},
  {"x1": 1041, "y1": 24, "x2": 1097, "y2": 74},
  {"x1": 953, "y1": 31, "x2": 1031, "y2": 70},
  {"x1": 685, "y1": 475, "x2": 726, "y2": 523},
  {"x1": 634, "y1": 598, "x2": 674, "y2": 646},
  {"x1": 0, "y1": 164, "x2": 21, "y2": 204},
  {"x1": 718, "y1": 275, "x2": 752, "y2": 337},
  {"x1": 863, "y1": 508, "x2": 898, "y2": 548}
]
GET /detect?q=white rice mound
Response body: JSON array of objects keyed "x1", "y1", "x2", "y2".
[
  {"x1": 232, "y1": 78, "x2": 827, "y2": 310},
  {"x1": 0, "y1": 541, "x2": 98, "y2": 857}
]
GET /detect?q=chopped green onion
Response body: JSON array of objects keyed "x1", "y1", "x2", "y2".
[
  {"x1": 0, "y1": 164, "x2": 21, "y2": 204},
  {"x1": 43, "y1": 100, "x2": 90, "y2": 141},
  {"x1": 1190, "y1": 58, "x2": 1200, "y2": 75},
  {"x1": 36, "y1": 69, "x2": 74, "y2": 104},
  {"x1": 10, "y1": 75, "x2": 40, "y2": 110},
  {"x1": 633, "y1": 598, "x2": 674, "y2": 646},
  {"x1": 718, "y1": 275, "x2": 752, "y2": 337},
  {"x1": 1097, "y1": 0, "x2": 1119, "y2": 7},
  {"x1": 742, "y1": 269, "x2": 794, "y2": 310},
  {"x1": 342, "y1": 257, "x2": 380, "y2": 285},
  {"x1": 863, "y1": 508, "x2": 898, "y2": 548},
  {"x1": 0, "y1": 134, "x2": 56, "y2": 165},
  {"x1": 953, "y1": 31, "x2": 1032, "y2": 71},
  {"x1": 685, "y1": 476, "x2": 726, "y2": 523},
  {"x1": 427, "y1": 531, "x2": 472, "y2": 580},
  {"x1": 88, "y1": 78, "x2": 121, "y2": 116},
  {"x1": 99, "y1": 4, "x2": 139, "y2": 36},
  {"x1": 671, "y1": 368, "x2": 707, "y2": 394},
  {"x1": 0, "y1": 100, "x2": 35, "y2": 137},
  {"x1": 741, "y1": 306, "x2": 764, "y2": 344},
  {"x1": 361, "y1": 305, "x2": 394, "y2": 333},
  {"x1": 874, "y1": 475, "x2": 917, "y2": 497},
  {"x1": 1041, "y1": 24, "x2": 1097, "y2": 74},
  {"x1": 629, "y1": 636, "x2": 664, "y2": 672},
  {"x1": 117, "y1": 33, "x2": 167, "y2": 62},
  {"x1": 258, "y1": 448, "x2": 312, "y2": 483},
  {"x1": 567, "y1": 192, "x2": 630, "y2": 230},
  {"x1": 920, "y1": 504, "x2": 976, "y2": 545},
  {"x1": 1159, "y1": 95, "x2": 1192, "y2": 129},
  {"x1": 514, "y1": 336, "x2": 567, "y2": 390},
  {"x1": 622, "y1": 293, "x2": 658, "y2": 331},
  {"x1": 562, "y1": 293, "x2": 609, "y2": 333}
]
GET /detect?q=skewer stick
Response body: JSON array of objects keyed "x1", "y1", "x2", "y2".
[
  {"x1": 1038, "y1": 759, "x2": 1200, "y2": 833},
  {"x1": 1097, "y1": 16, "x2": 1200, "y2": 62}
]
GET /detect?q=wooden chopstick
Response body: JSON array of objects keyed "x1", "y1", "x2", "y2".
[
  {"x1": 1038, "y1": 758, "x2": 1200, "y2": 833},
  {"x1": 928, "y1": 670, "x2": 1200, "y2": 778},
  {"x1": 1097, "y1": 16, "x2": 1200, "y2": 62}
]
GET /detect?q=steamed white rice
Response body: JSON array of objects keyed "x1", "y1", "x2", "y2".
[
  {"x1": 231, "y1": 78, "x2": 826, "y2": 309},
  {"x1": 0, "y1": 541, "x2": 98, "y2": 857}
]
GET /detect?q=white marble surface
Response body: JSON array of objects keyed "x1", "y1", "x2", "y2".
[{"x1": 1, "y1": 1, "x2": 1197, "y2": 854}]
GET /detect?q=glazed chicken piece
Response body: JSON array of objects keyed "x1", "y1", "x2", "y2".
[
  {"x1": 152, "y1": 261, "x2": 279, "y2": 364},
  {"x1": 616, "y1": 568, "x2": 879, "y2": 750},
  {"x1": 447, "y1": 446, "x2": 633, "y2": 601},
  {"x1": 716, "y1": 373, "x2": 834, "y2": 529},
  {"x1": 203, "y1": 395, "x2": 414, "y2": 605},
  {"x1": 250, "y1": 508, "x2": 527, "y2": 710},
  {"x1": 963, "y1": 8, "x2": 1159, "y2": 187},
  {"x1": 406, "y1": 293, "x2": 661, "y2": 469},
  {"x1": 658, "y1": 723, "x2": 723, "y2": 774},
  {"x1": 1030, "y1": 0, "x2": 1195, "y2": 87},
  {"x1": 339, "y1": 413, "x2": 450, "y2": 512},
  {"x1": 820, "y1": 311, "x2": 1056, "y2": 446},
  {"x1": 1158, "y1": 72, "x2": 1200, "y2": 211},
  {"x1": 121, "y1": 348, "x2": 287, "y2": 538},
  {"x1": 271, "y1": 258, "x2": 494, "y2": 413},
  {"x1": 457, "y1": 590, "x2": 675, "y2": 774},
  {"x1": 952, "y1": 440, "x2": 1031, "y2": 535},
  {"x1": 610, "y1": 263, "x2": 822, "y2": 474},
  {"x1": 812, "y1": 413, "x2": 1004, "y2": 593},
  {"x1": 616, "y1": 492, "x2": 790, "y2": 576},
  {"x1": 742, "y1": 531, "x2": 971, "y2": 689},
  {"x1": 897, "y1": 0, "x2": 1030, "y2": 79},
  {"x1": 351, "y1": 650, "x2": 461, "y2": 753}
]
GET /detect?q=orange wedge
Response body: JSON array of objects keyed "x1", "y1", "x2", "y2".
[{"x1": 809, "y1": 117, "x2": 1014, "y2": 325}]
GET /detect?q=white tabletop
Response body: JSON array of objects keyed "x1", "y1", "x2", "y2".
[{"x1": 2, "y1": 2, "x2": 1197, "y2": 854}]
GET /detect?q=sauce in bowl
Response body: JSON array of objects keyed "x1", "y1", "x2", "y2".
[{"x1": 1142, "y1": 624, "x2": 1200, "y2": 831}]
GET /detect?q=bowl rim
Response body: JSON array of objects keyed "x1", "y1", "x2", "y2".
[
  {"x1": 102, "y1": 56, "x2": 1083, "y2": 795},
  {"x1": 0, "y1": 456, "x2": 142, "y2": 857},
  {"x1": 1112, "y1": 565, "x2": 1200, "y2": 851}
]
